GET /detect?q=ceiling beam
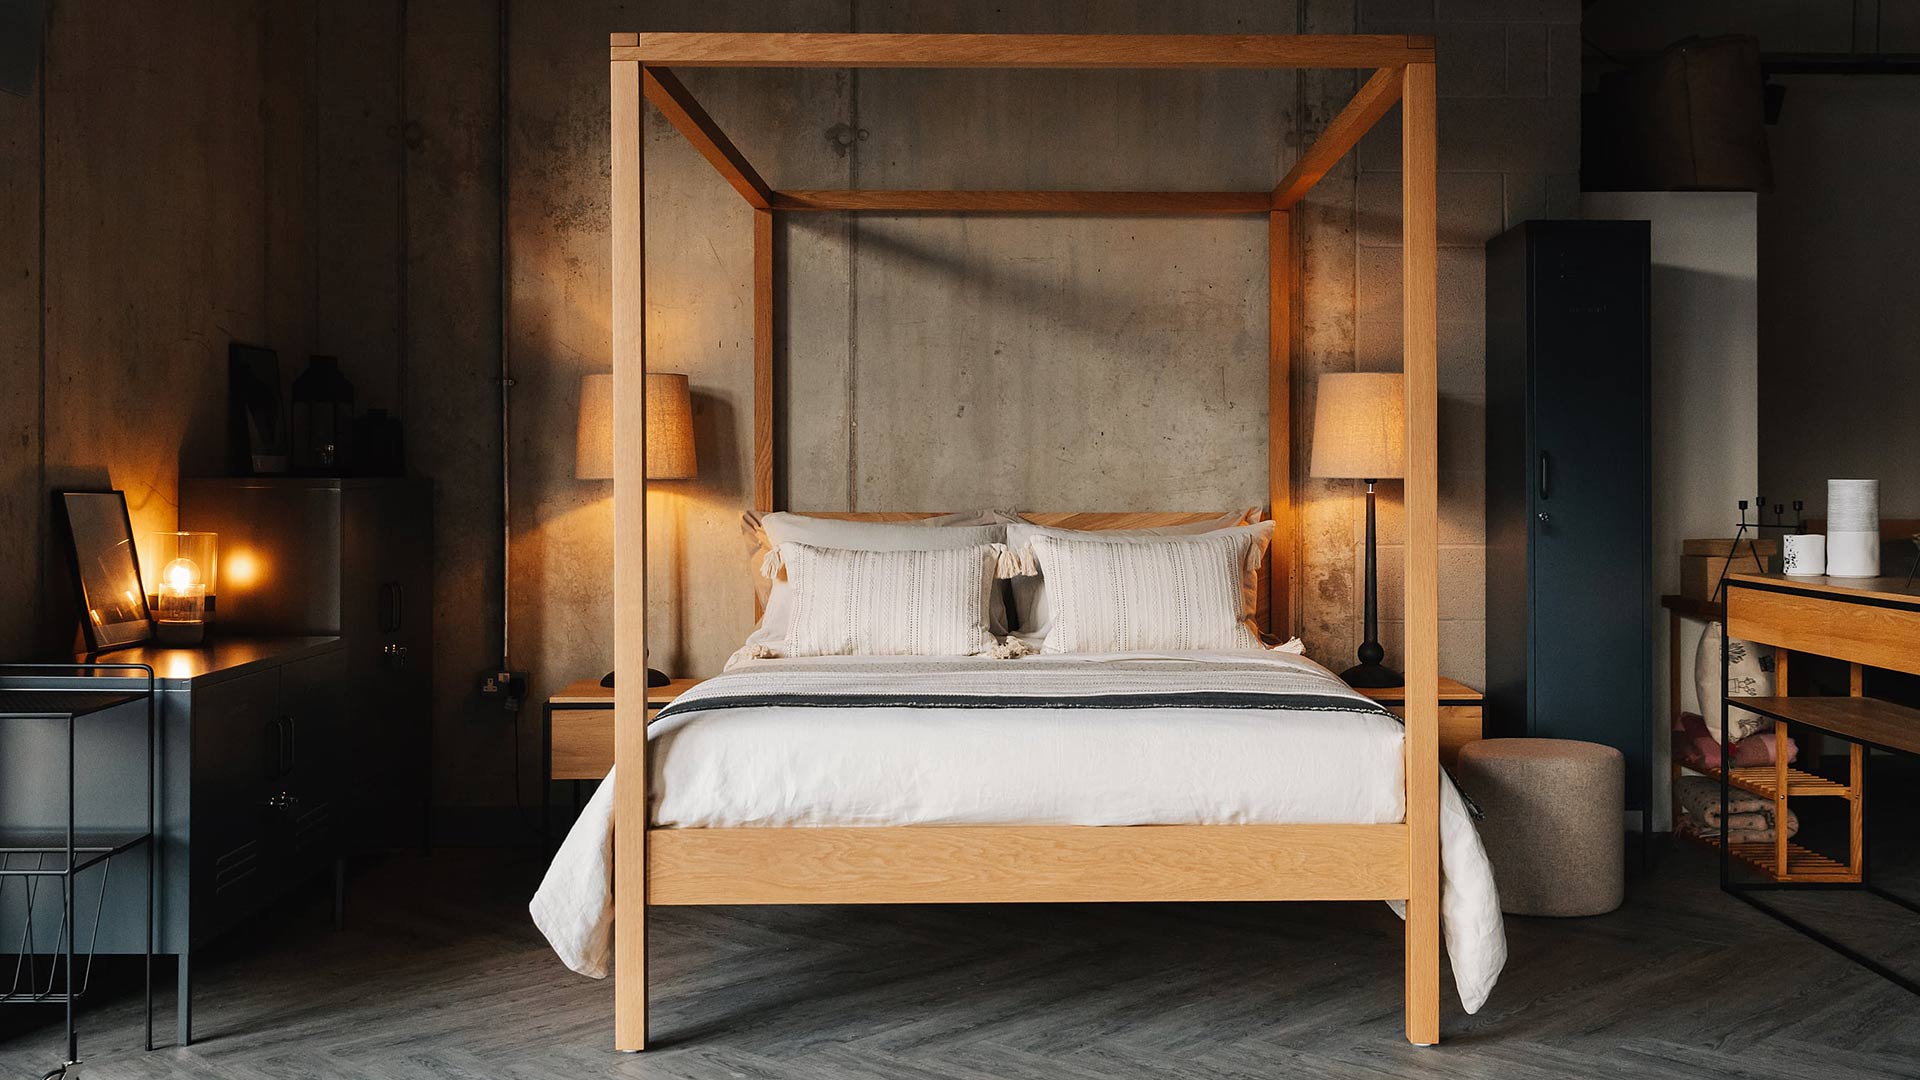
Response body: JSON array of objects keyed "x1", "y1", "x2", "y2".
[
  {"x1": 1271, "y1": 66, "x2": 1405, "y2": 210},
  {"x1": 640, "y1": 66, "x2": 772, "y2": 208},
  {"x1": 616, "y1": 33, "x2": 1435, "y2": 70},
  {"x1": 772, "y1": 190, "x2": 1273, "y2": 214}
]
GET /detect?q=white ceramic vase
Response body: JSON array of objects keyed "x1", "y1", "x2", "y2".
[{"x1": 1826, "y1": 479, "x2": 1880, "y2": 577}]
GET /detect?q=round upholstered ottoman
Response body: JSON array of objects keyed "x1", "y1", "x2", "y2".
[{"x1": 1454, "y1": 738, "x2": 1624, "y2": 917}]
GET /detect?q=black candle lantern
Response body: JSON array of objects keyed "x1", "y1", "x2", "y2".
[{"x1": 291, "y1": 355, "x2": 355, "y2": 474}]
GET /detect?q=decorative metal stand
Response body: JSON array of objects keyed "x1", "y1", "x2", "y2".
[
  {"x1": 0, "y1": 664, "x2": 156, "y2": 1080},
  {"x1": 1710, "y1": 495, "x2": 1804, "y2": 603}
]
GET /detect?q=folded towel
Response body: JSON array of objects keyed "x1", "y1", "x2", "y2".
[
  {"x1": 1676, "y1": 805, "x2": 1799, "y2": 842},
  {"x1": 1674, "y1": 713, "x2": 1797, "y2": 771},
  {"x1": 1675, "y1": 774, "x2": 1768, "y2": 819}
]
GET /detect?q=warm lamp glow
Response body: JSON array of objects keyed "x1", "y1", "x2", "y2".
[
  {"x1": 145, "y1": 531, "x2": 216, "y2": 646},
  {"x1": 1310, "y1": 372, "x2": 1405, "y2": 481},
  {"x1": 162, "y1": 557, "x2": 201, "y2": 593},
  {"x1": 226, "y1": 550, "x2": 260, "y2": 586},
  {"x1": 575, "y1": 372, "x2": 698, "y2": 481}
]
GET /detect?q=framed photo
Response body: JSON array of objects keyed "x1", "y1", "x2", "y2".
[{"x1": 54, "y1": 489, "x2": 152, "y2": 652}]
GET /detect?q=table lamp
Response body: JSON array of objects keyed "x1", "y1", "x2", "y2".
[
  {"x1": 1310, "y1": 372, "x2": 1405, "y2": 688},
  {"x1": 577, "y1": 371, "x2": 697, "y2": 688}
]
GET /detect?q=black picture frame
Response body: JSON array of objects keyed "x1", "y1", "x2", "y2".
[{"x1": 53, "y1": 489, "x2": 153, "y2": 653}]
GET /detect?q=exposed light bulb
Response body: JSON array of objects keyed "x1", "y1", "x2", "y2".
[{"x1": 162, "y1": 557, "x2": 200, "y2": 594}]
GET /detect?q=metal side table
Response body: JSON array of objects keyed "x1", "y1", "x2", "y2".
[{"x1": 0, "y1": 663, "x2": 156, "y2": 1080}]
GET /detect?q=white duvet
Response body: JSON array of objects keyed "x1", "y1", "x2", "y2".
[{"x1": 532, "y1": 650, "x2": 1506, "y2": 1012}]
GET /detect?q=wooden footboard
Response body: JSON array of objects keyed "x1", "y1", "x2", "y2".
[{"x1": 648, "y1": 824, "x2": 1410, "y2": 906}]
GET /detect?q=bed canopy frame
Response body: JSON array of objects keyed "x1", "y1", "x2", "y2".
[{"x1": 610, "y1": 31, "x2": 1440, "y2": 1049}]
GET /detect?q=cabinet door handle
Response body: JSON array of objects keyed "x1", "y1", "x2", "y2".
[
  {"x1": 265, "y1": 718, "x2": 284, "y2": 778},
  {"x1": 1538, "y1": 450, "x2": 1551, "y2": 501},
  {"x1": 284, "y1": 716, "x2": 297, "y2": 775},
  {"x1": 379, "y1": 581, "x2": 404, "y2": 634}
]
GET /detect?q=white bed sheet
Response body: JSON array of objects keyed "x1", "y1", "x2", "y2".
[
  {"x1": 532, "y1": 650, "x2": 1506, "y2": 1014},
  {"x1": 650, "y1": 655, "x2": 1408, "y2": 829}
]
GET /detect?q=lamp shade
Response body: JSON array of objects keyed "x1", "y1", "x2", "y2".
[
  {"x1": 575, "y1": 372, "x2": 698, "y2": 481},
  {"x1": 1310, "y1": 372, "x2": 1405, "y2": 480}
]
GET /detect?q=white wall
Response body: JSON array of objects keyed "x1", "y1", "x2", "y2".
[{"x1": 1584, "y1": 192, "x2": 1759, "y2": 829}]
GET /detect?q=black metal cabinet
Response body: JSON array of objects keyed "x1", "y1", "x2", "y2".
[
  {"x1": 1485, "y1": 220, "x2": 1653, "y2": 815},
  {"x1": 0, "y1": 637, "x2": 347, "y2": 1046},
  {"x1": 181, "y1": 478, "x2": 433, "y2": 850}
]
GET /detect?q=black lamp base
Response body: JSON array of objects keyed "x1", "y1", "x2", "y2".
[
  {"x1": 1340, "y1": 660, "x2": 1404, "y2": 689},
  {"x1": 600, "y1": 668, "x2": 672, "y2": 689}
]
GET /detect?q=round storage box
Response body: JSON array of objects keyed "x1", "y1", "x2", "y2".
[{"x1": 1454, "y1": 738, "x2": 1625, "y2": 917}]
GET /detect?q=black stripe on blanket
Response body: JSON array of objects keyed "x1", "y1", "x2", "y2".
[{"x1": 653, "y1": 692, "x2": 1394, "y2": 725}]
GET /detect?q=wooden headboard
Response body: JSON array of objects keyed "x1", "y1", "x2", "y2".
[{"x1": 796, "y1": 510, "x2": 1279, "y2": 639}]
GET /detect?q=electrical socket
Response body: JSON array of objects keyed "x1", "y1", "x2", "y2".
[{"x1": 481, "y1": 669, "x2": 530, "y2": 711}]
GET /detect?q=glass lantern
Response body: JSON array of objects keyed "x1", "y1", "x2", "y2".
[
  {"x1": 147, "y1": 532, "x2": 218, "y2": 646},
  {"x1": 291, "y1": 354, "x2": 355, "y2": 474}
]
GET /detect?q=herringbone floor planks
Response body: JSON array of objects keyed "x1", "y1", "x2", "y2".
[{"x1": 3, "y1": 844, "x2": 1916, "y2": 1078}]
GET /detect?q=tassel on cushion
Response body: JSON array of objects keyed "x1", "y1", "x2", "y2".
[
  {"x1": 759, "y1": 547, "x2": 785, "y2": 580},
  {"x1": 745, "y1": 644, "x2": 782, "y2": 660},
  {"x1": 989, "y1": 543, "x2": 1039, "y2": 579},
  {"x1": 988, "y1": 636, "x2": 1033, "y2": 660},
  {"x1": 990, "y1": 543, "x2": 1035, "y2": 580}
]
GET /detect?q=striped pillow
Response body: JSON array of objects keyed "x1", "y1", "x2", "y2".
[
  {"x1": 1029, "y1": 531, "x2": 1265, "y2": 653},
  {"x1": 781, "y1": 542, "x2": 1003, "y2": 657}
]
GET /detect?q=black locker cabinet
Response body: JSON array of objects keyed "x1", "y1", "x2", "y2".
[{"x1": 1485, "y1": 220, "x2": 1653, "y2": 815}]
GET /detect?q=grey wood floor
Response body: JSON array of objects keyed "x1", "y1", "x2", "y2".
[{"x1": 3, "y1": 843, "x2": 1918, "y2": 1079}]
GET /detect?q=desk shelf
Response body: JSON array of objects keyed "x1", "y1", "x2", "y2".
[{"x1": 1731, "y1": 695, "x2": 1920, "y2": 757}]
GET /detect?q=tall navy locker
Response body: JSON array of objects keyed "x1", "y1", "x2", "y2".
[{"x1": 1485, "y1": 219, "x2": 1653, "y2": 816}]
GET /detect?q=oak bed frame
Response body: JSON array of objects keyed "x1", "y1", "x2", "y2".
[{"x1": 609, "y1": 32, "x2": 1442, "y2": 1049}]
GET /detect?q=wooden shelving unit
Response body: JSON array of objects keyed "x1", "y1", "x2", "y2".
[
  {"x1": 1700, "y1": 834, "x2": 1857, "y2": 883},
  {"x1": 1695, "y1": 764, "x2": 1849, "y2": 801},
  {"x1": 1663, "y1": 592, "x2": 1868, "y2": 885}
]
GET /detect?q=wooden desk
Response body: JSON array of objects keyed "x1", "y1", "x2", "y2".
[
  {"x1": 1355, "y1": 677, "x2": 1483, "y2": 766},
  {"x1": 1722, "y1": 572, "x2": 1920, "y2": 884}
]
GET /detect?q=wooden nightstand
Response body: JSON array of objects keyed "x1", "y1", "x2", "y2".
[
  {"x1": 541, "y1": 677, "x2": 700, "y2": 851},
  {"x1": 1355, "y1": 677, "x2": 1484, "y2": 766}
]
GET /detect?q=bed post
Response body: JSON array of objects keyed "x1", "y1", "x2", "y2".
[
  {"x1": 753, "y1": 207, "x2": 776, "y2": 514},
  {"x1": 1400, "y1": 59, "x2": 1442, "y2": 1048},
  {"x1": 1267, "y1": 209, "x2": 1292, "y2": 639},
  {"x1": 610, "y1": 45, "x2": 651, "y2": 1052}
]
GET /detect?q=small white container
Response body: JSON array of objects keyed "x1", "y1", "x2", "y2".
[{"x1": 1782, "y1": 533, "x2": 1826, "y2": 577}]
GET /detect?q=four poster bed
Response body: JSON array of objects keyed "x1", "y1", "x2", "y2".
[{"x1": 594, "y1": 31, "x2": 1462, "y2": 1050}]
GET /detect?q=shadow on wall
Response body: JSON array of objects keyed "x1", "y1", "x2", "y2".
[
  {"x1": 515, "y1": 391, "x2": 743, "y2": 683},
  {"x1": 849, "y1": 216, "x2": 1266, "y2": 342}
]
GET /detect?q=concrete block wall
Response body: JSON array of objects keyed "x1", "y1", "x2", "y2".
[
  {"x1": 1295, "y1": 0, "x2": 1581, "y2": 686},
  {"x1": 2, "y1": 0, "x2": 1582, "y2": 822}
]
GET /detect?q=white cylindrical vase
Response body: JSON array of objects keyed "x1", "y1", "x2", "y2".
[
  {"x1": 1826, "y1": 479, "x2": 1880, "y2": 577},
  {"x1": 1782, "y1": 534, "x2": 1826, "y2": 577}
]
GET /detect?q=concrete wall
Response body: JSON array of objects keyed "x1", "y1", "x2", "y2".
[
  {"x1": 0, "y1": 1, "x2": 319, "y2": 654},
  {"x1": 1583, "y1": 1, "x2": 1920, "y2": 524},
  {"x1": 5, "y1": 0, "x2": 1582, "y2": 826},
  {"x1": 1758, "y1": 75, "x2": 1920, "y2": 524},
  {"x1": 1583, "y1": 191, "x2": 1759, "y2": 829}
]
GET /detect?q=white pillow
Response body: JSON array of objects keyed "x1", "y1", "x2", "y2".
[
  {"x1": 1007, "y1": 514, "x2": 1268, "y2": 648},
  {"x1": 1028, "y1": 528, "x2": 1270, "y2": 653},
  {"x1": 744, "y1": 511, "x2": 1014, "y2": 652},
  {"x1": 1692, "y1": 621, "x2": 1773, "y2": 743},
  {"x1": 779, "y1": 542, "x2": 1003, "y2": 657}
]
